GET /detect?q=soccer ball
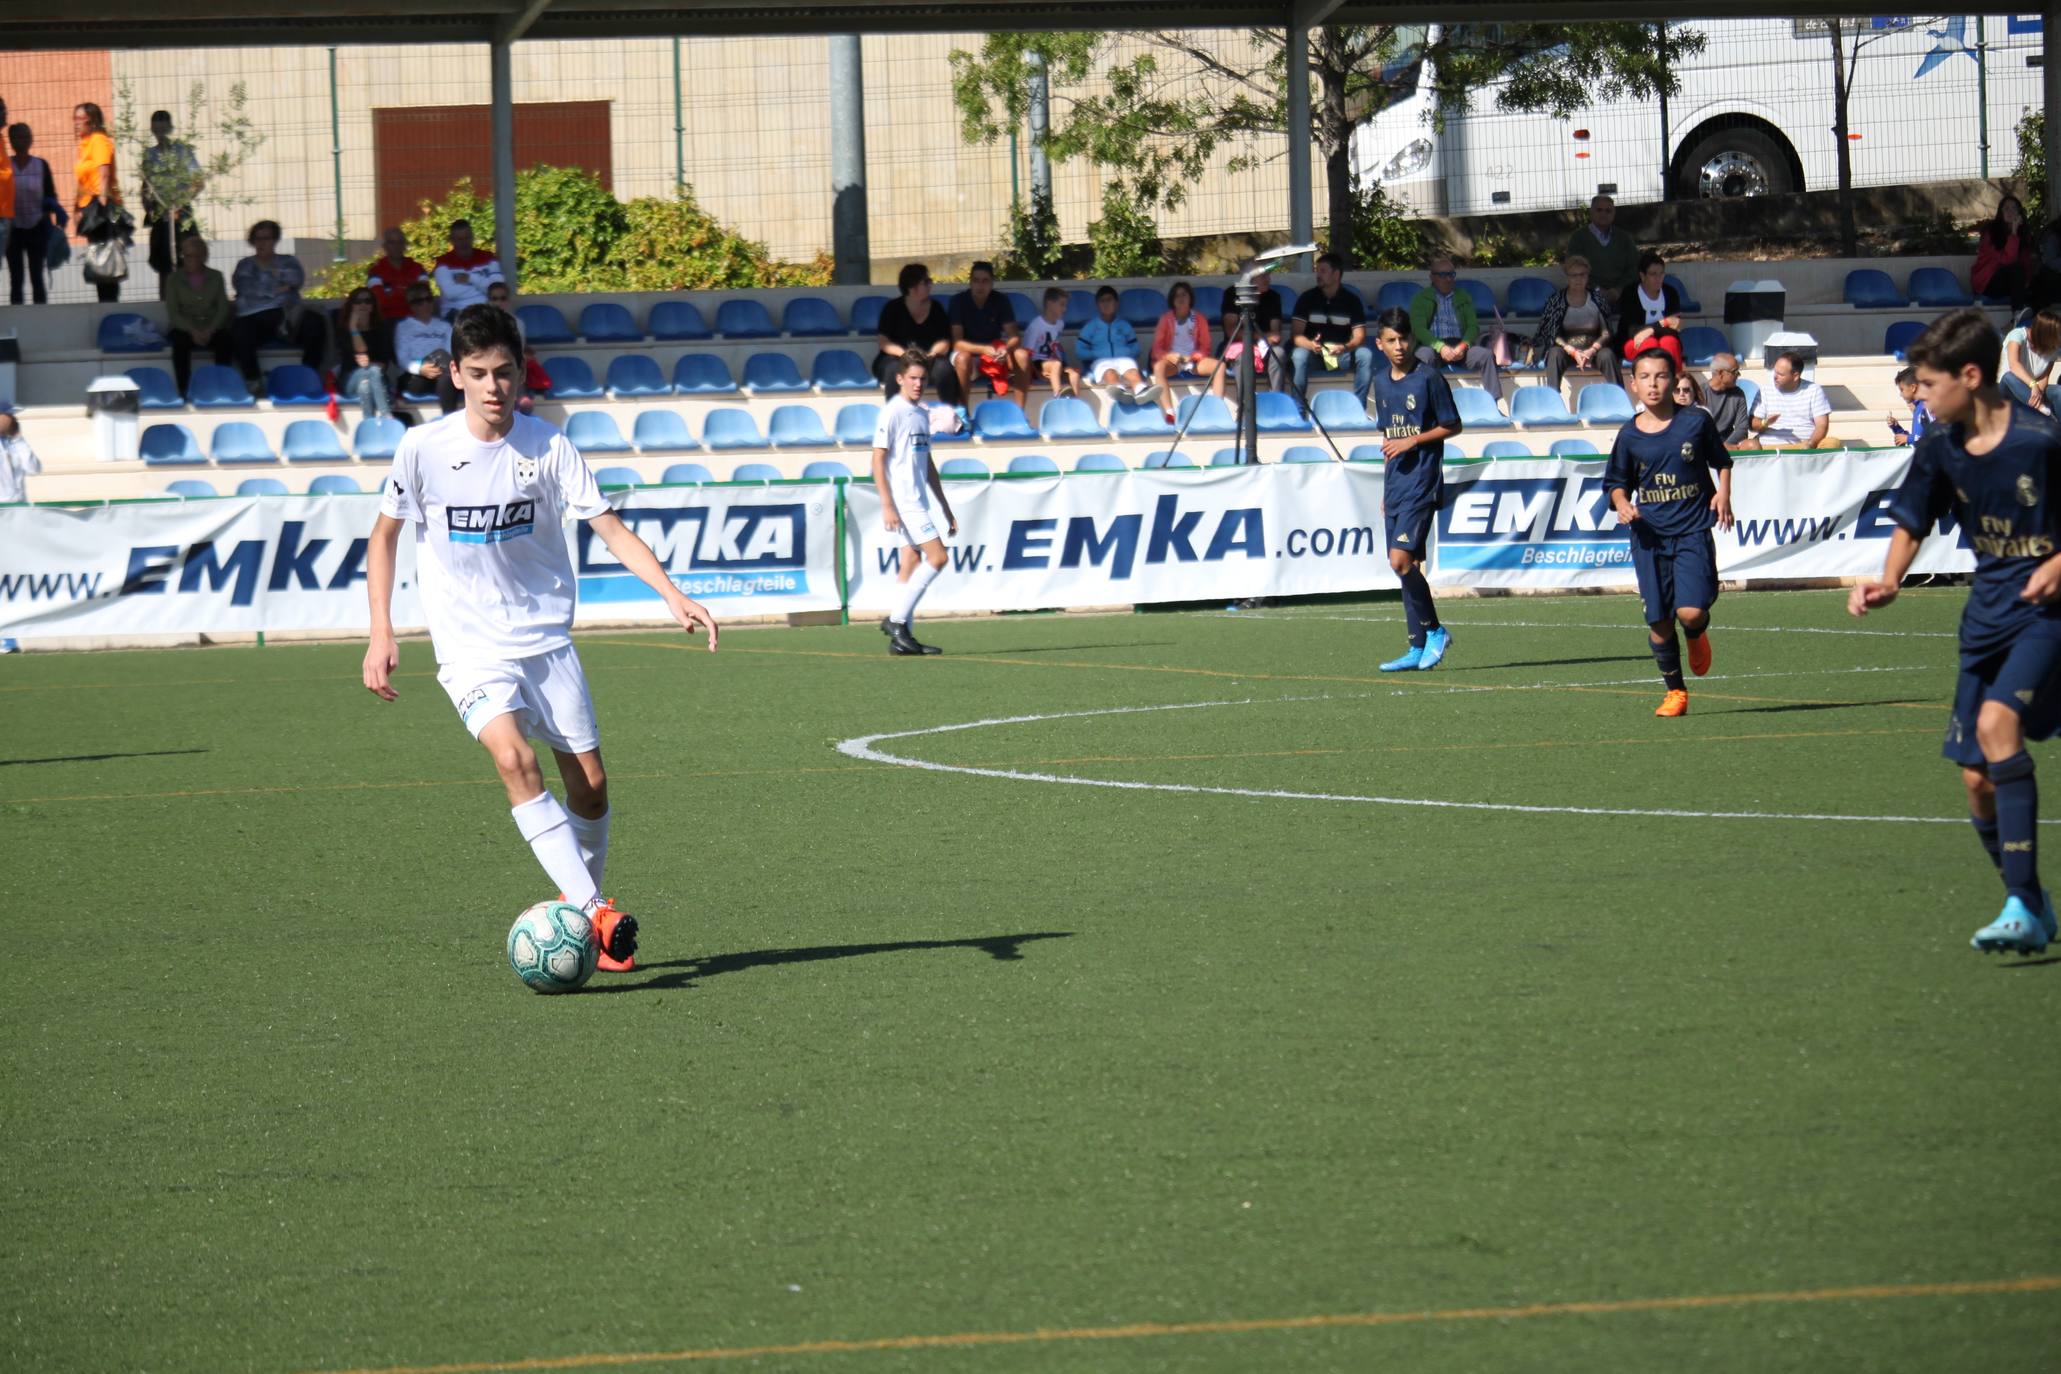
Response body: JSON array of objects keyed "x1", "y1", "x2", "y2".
[{"x1": 506, "y1": 900, "x2": 599, "y2": 994}]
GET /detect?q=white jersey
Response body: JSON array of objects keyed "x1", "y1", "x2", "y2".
[
  {"x1": 0, "y1": 433, "x2": 42, "y2": 504},
  {"x1": 380, "y1": 411, "x2": 610, "y2": 665},
  {"x1": 1022, "y1": 315, "x2": 1066, "y2": 363},
  {"x1": 873, "y1": 395, "x2": 933, "y2": 514}
]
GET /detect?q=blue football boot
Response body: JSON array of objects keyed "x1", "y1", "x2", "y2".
[
  {"x1": 1380, "y1": 645, "x2": 1424, "y2": 672},
  {"x1": 1417, "y1": 626, "x2": 1453, "y2": 670},
  {"x1": 1970, "y1": 894, "x2": 2053, "y2": 956}
]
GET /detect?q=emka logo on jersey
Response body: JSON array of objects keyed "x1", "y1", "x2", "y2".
[
  {"x1": 1434, "y1": 474, "x2": 1626, "y2": 570},
  {"x1": 578, "y1": 501, "x2": 814, "y2": 600},
  {"x1": 447, "y1": 501, "x2": 536, "y2": 544}
]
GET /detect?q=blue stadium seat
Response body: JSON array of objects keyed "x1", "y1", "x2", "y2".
[
  {"x1": 662, "y1": 462, "x2": 714, "y2": 483},
  {"x1": 1884, "y1": 320, "x2": 1926, "y2": 359},
  {"x1": 1108, "y1": 401, "x2": 1174, "y2": 437},
  {"x1": 1007, "y1": 454, "x2": 1060, "y2": 475},
  {"x1": 1661, "y1": 275, "x2": 1701, "y2": 312},
  {"x1": 672, "y1": 354, "x2": 738, "y2": 395},
  {"x1": 566, "y1": 411, "x2": 633, "y2": 453},
  {"x1": 1445, "y1": 442, "x2": 1468, "y2": 459},
  {"x1": 782, "y1": 297, "x2": 845, "y2": 337},
  {"x1": 1374, "y1": 281, "x2": 1418, "y2": 313},
  {"x1": 702, "y1": 408, "x2": 770, "y2": 450},
  {"x1": 1311, "y1": 390, "x2": 1375, "y2": 432},
  {"x1": 1454, "y1": 387, "x2": 1512, "y2": 429},
  {"x1": 282, "y1": 419, "x2": 349, "y2": 462},
  {"x1": 1281, "y1": 445, "x2": 1333, "y2": 464},
  {"x1": 1550, "y1": 438, "x2": 1601, "y2": 457},
  {"x1": 1005, "y1": 291, "x2": 1038, "y2": 327},
  {"x1": 1272, "y1": 284, "x2": 1296, "y2": 317},
  {"x1": 235, "y1": 477, "x2": 289, "y2": 496},
  {"x1": 1457, "y1": 279, "x2": 1498, "y2": 317},
  {"x1": 1737, "y1": 377, "x2": 1760, "y2": 411},
  {"x1": 578, "y1": 302, "x2": 642, "y2": 342},
  {"x1": 851, "y1": 296, "x2": 890, "y2": 336},
  {"x1": 1193, "y1": 286, "x2": 1226, "y2": 319},
  {"x1": 353, "y1": 416, "x2": 405, "y2": 460},
  {"x1": 541, "y1": 356, "x2": 603, "y2": 399},
  {"x1": 731, "y1": 461, "x2": 782, "y2": 481},
  {"x1": 649, "y1": 300, "x2": 712, "y2": 341},
  {"x1": 768, "y1": 405, "x2": 835, "y2": 448},
  {"x1": 1347, "y1": 444, "x2": 1385, "y2": 463},
  {"x1": 633, "y1": 410, "x2": 698, "y2": 452},
  {"x1": 1175, "y1": 393, "x2": 1237, "y2": 435},
  {"x1": 1679, "y1": 326, "x2": 1728, "y2": 367},
  {"x1": 1909, "y1": 267, "x2": 1972, "y2": 307},
  {"x1": 812, "y1": 348, "x2": 875, "y2": 392},
  {"x1": 98, "y1": 312, "x2": 167, "y2": 353},
  {"x1": 1118, "y1": 288, "x2": 1169, "y2": 329},
  {"x1": 1844, "y1": 269, "x2": 1906, "y2": 309},
  {"x1": 1073, "y1": 452, "x2": 1126, "y2": 472},
  {"x1": 265, "y1": 365, "x2": 327, "y2": 406},
  {"x1": 743, "y1": 353, "x2": 809, "y2": 393},
  {"x1": 1254, "y1": 391, "x2": 1311, "y2": 433},
  {"x1": 802, "y1": 459, "x2": 852, "y2": 479},
  {"x1": 126, "y1": 366, "x2": 184, "y2": 409},
  {"x1": 716, "y1": 299, "x2": 778, "y2": 339},
  {"x1": 1210, "y1": 448, "x2": 1248, "y2": 466},
  {"x1": 1504, "y1": 276, "x2": 1554, "y2": 318},
  {"x1": 939, "y1": 456, "x2": 989, "y2": 477},
  {"x1": 1065, "y1": 290, "x2": 1097, "y2": 328},
  {"x1": 211, "y1": 421, "x2": 277, "y2": 464},
  {"x1": 1575, "y1": 385, "x2": 1636, "y2": 425},
  {"x1": 1037, "y1": 396, "x2": 1105, "y2": 440},
  {"x1": 605, "y1": 354, "x2": 671, "y2": 398},
  {"x1": 188, "y1": 364, "x2": 253, "y2": 408},
  {"x1": 973, "y1": 399, "x2": 1038, "y2": 441},
  {"x1": 1142, "y1": 449, "x2": 1195, "y2": 469},
  {"x1": 165, "y1": 478, "x2": 217, "y2": 496},
  {"x1": 515, "y1": 304, "x2": 575, "y2": 344},
  {"x1": 1480, "y1": 440, "x2": 1532, "y2": 459},
  {"x1": 833, "y1": 402, "x2": 881, "y2": 445},
  {"x1": 308, "y1": 474, "x2": 362, "y2": 494},
  {"x1": 1510, "y1": 387, "x2": 1576, "y2": 427},
  {"x1": 593, "y1": 465, "x2": 643, "y2": 489}
]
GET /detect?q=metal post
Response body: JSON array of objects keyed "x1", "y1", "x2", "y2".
[
  {"x1": 1286, "y1": 25, "x2": 1312, "y2": 267},
  {"x1": 2046, "y1": 0, "x2": 2060, "y2": 218},
  {"x1": 1008, "y1": 126, "x2": 1020, "y2": 207},
  {"x1": 829, "y1": 35, "x2": 870, "y2": 286},
  {"x1": 672, "y1": 35, "x2": 686, "y2": 190},
  {"x1": 1027, "y1": 50, "x2": 1051, "y2": 203},
  {"x1": 490, "y1": 38, "x2": 518, "y2": 284},
  {"x1": 1655, "y1": 22, "x2": 1671, "y2": 195},
  {"x1": 328, "y1": 47, "x2": 346, "y2": 262},
  {"x1": 1976, "y1": 16, "x2": 1990, "y2": 180}
]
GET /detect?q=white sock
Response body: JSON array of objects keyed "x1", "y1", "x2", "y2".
[
  {"x1": 890, "y1": 560, "x2": 941, "y2": 626},
  {"x1": 510, "y1": 792, "x2": 599, "y2": 907},
  {"x1": 567, "y1": 808, "x2": 610, "y2": 891}
]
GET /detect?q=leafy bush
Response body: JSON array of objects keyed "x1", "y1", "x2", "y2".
[
  {"x1": 1338, "y1": 176, "x2": 1427, "y2": 270},
  {"x1": 1087, "y1": 181, "x2": 1163, "y2": 277},
  {"x1": 1469, "y1": 218, "x2": 1557, "y2": 268},
  {"x1": 999, "y1": 186, "x2": 1062, "y2": 280},
  {"x1": 2018, "y1": 109, "x2": 2047, "y2": 227}
]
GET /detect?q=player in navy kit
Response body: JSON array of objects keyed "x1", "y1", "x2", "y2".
[
  {"x1": 1368, "y1": 307, "x2": 1461, "y2": 671},
  {"x1": 1605, "y1": 348, "x2": 1734, "y2": 716},
  {"x1": 1850, "y1": 308, "x2": 2061, "y2": 955}
]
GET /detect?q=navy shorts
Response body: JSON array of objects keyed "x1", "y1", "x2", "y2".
[
  {"x1": 1627, "y1": 527, "x2": 1719, "y2": 624},
  {"x1": 1942, "y1": 630, "x2": 2061, "y2": 767},
  {"x1": 1386, "y1": 496, "x2": 1436, "y2": 559}
]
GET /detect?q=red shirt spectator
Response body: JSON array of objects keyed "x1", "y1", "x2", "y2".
[
  {"x1": 367, "y1": 227, "x2": 428, "y2": 321},
  {"x1": 432, "y1": 219, "x2": 505, "y2": 315},
  {"x1": 1973, "y1": 195, "x2": 2031, "y2": 301}
]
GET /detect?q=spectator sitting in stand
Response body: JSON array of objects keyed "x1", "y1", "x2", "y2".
[
  {"x1": 1673, "y1": 367, "x2": 1707, "y2": 411},
  {"x1": 0, "y1": 409, "x2": 41, "y2": 504},
  {"x1": 230, "y1": 219, "x2": 328, "y2": 394},
  {"x1": 1888, "y1": 365, "x2": 1930, "y2": 446},
  {"x1": 431, "y1": 219, "x2": 504, "y2": 317},
  {"x1": 1019, "y1": 287, "x2": 1082, "y2": 400},
  {"x1": 393, "y1": 281, "x2": 458, "y2": 416},
  {"x1": 1290, "y1": 252, "x2": 1374, "y2": 411},
  {"x1": 1078, "y1": 285, "x2": 1160, "y2": 407},
  {"x1": 333, "y1": 286, "x2": 394, "y2": 422},
  {"x1": 1242, "y1": 268, "x2": 1291, "y2": 393},
  {"x1": 1528, "y1": 254, "x2": 1620, "y2": 391},
  {"x1": 872, "y1": 262, "x2": 960, "y2": 404},
  {"x1": 2000, "y1": 308, "x2": 2061, "y2": 415},
  {"x1": 1148, "y1": 281, "x2": 1218, "y2": 423},
  {"x1": 367, "y1": 226, "x2": 428, "y2": 321},
  {"x1": 485, "y1": 278, "x2": 543, "y2": 414},
  {"x1": 1748, "y1": 351, "x2": 1832, "y2": 451},
  {"x1": 1972, "y1": 194, "x2": 2033, "y2": 309},
  {"x1": 1703, "y1": 353, "x2": 1754, "y2": 449},
  {"x1": 1618, "y1": 251, "x2": 1685, "y2": 369},
  {"x1": 165, "y1": 234, "x2": 233, "y2": 396},
  {"x1": 948, "y1": 260, "x2": 1029, "y2": 407},
  {"x1": 1211, "y1": 298, "x2": 1272, "y2": 401},
  {"x1": 1409, "y1": 254, "x2": 1502, "y2": 407},
  {"x1": 1566, "y1": 193, "x2": 1637, "y2": 295}
]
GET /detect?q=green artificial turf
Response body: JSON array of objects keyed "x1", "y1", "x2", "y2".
[{"x1": 4, "y1": 587, "x2": 2058, "y2": 1373}]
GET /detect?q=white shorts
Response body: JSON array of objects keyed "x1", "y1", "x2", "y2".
[
  {"x1": 1087, "y1": 357, "x2": 1136, "y2": 384},
  {"x1": 891, "y1": 505, "x2": 942, "y2": 547},
  {"x1": 437, "y1": 643, "x2": 600, "y2": 754}
]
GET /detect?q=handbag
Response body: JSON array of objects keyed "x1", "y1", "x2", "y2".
[
  {"x1": 83, "y1": 237, "x2": 129, "y2": 283},
  {"x1": 77, "y1": 200, "x2": 134, "y2": 244},
  {"x1": 44, "y1": 230, "x2": 71, "y2": 274}
]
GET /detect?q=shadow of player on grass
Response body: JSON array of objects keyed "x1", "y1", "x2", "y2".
[{"x1": 588, "y1": 931, "x2": 1074, "y2": 994}]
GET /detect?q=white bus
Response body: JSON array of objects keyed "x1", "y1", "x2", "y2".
[{"x1": 1355, "y1": 16, "x2": 2045, "y2": 216}]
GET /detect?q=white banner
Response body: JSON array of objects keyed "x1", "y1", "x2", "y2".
[
  {"x1": 0, "y1": 485, "x2": 841, "y2": 640},
  {"x1": 844, "y1": 464, "x2": 1401, "y2": 613}
]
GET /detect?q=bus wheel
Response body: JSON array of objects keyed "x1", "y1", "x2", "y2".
[{"x1": 1676, "y1": 127, "x2": 1794, "y2": 199}]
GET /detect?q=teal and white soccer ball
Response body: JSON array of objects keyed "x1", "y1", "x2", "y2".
[{"x1": 506, "y1": 900, "x2": 599, "y2": 993}]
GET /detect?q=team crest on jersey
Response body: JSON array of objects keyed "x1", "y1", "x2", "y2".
[
  {"x1": 515, "y1": 456, "x2": 539, "y2": 486},
  {"x1": 2018, "y1": 474, "x2": 2039, "y2": 507},
  {"x1": 1681, "y1": 442, "x2": 1695, "y2": 460},
  {"x1": 1405, "y1": 394, "x2": 1417, "y2": 411}
]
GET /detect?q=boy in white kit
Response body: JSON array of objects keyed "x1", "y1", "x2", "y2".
[
  {"x1": 361, "y1": 305, "x2": 719, "y2": 972},
  {"x1": 873, "y1": 352, "x2": 958, "y2": 656}
]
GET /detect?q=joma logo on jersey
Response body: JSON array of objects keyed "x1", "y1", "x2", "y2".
[
  {"x1": 448, "y1": 501, "x2": 538, "y2": 544},
  {"x1": 1438, "y1": 477, "x2": 1619, "y2": 544}
]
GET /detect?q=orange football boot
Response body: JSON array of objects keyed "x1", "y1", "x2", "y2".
[
  {"x1": 586, "y1": 898, "x2": 639, "y2": 971},
  {"x1": 1687, "y1": 632, "x2": 1712, "y2": 677},
  {"x1": 1655, "y1": 689, "x2": 1690, "y2": 717}
]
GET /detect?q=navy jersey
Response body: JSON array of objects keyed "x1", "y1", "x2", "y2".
[
  {"x1": 1604, "y1": 406, "x2": 1732, "y2": 538},
  {"x1": 1887, "y1": 402, "x2": 2061, "y2": 657},
  {"x1": 1370, "y1": 361, "x2": 1460, "y2": 508}
]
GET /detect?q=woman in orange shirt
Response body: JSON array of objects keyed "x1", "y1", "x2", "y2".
[{"x1": 73, "y1": 102, "x2": 119, "y2": 302}]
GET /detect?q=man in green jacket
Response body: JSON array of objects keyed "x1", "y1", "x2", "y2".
[
  {"x1": 1566, "y1": 195, "x2": 1639, "y2": 294},
  {"x1": 1409, "y1": 255, "x2": 1503, "y2": 408}
]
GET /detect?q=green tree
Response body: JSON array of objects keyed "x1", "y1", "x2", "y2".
[
  {"x1": 998, "y1": 186, "x2": 1062, "y2": 279},
  {"x1": 1087, "y1": 180, "x2": 1164, "y2": 277},
  {"x1": 951, "y1": 25, "x2": 1703, "y2": 263},
  {"x1": 2019, "y1": 109, "x2": 2048, "y2": 227},
  {"x1": 112, "y1": 79, "x2": 268, "y2": 238}
]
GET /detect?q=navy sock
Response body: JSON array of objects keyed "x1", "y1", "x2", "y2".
[
  {"x1": 1683, "y1": 622, "x2": 1707, "y2": 641},
  {"x1": 1990, "y1": 751, "x2": 2042, "y2": 906},
  {"x1": 1971, "y1": 813, "x2": 2004, "y2": 873},
  {"x1": 1399, "y1": 567, "x2": 1436, "y2": 648},
  {"x1": 1650, "y1": 630, "x2": 1684, "y2": 692}
]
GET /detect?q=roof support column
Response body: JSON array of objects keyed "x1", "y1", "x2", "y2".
[
  {"x1": 490, "y1": 37, "x2": 518, "y2": 284},
  {"x1": 829, "y1": 35, "x2": 871, "y2": 285},
  {"x1": 1285, "y1": 21, "x2": 1312, "y2": 269},
  {"x1": 2046, "y1": 0, "x2": 2059, "y2": 222}
]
